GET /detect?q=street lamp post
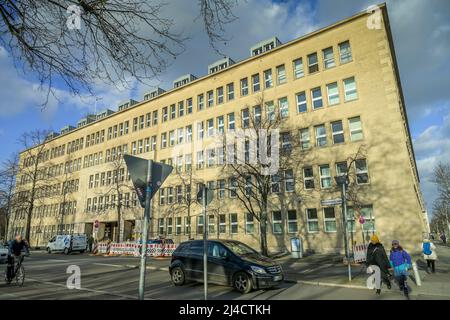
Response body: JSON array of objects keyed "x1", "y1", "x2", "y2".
[{"x1": 335, "y1": 175, "x2": 352, "y2": 282}]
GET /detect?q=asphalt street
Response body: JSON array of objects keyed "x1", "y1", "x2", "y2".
[{"x1": 0, "y1": 252, "x2": 445, "y2": 300}]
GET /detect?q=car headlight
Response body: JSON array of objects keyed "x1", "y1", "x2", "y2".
[{"x1": 250, "y1": 266, "x2": 267, "y2": 274}]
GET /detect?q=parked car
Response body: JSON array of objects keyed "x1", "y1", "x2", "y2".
[
  {"x1": 169, "y1": 239, "x2": 284, "y2": 293},
  {"x1": 46, "y1": 234, "x2": 87, "y2": 254},
  {"x1": 0, "y1": 243, "x2": 8, "y2": 263},
  {"x1": 137, "y1": 238, "x2": 174, "y2": 245}
]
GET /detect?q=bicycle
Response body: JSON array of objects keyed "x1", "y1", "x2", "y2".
[{"x1": 4, "y1": 253, "x2": 28, "y2": 286}]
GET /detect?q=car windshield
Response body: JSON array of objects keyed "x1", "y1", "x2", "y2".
[{"x1": 224, "y1": 241, "x2": 258, "y2": 256}]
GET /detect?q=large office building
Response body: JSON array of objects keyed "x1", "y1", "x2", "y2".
[{"x1": 10, "y1": 4, "x2": 429, "y2": 254}]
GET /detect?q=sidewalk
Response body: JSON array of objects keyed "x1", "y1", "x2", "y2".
[{"x1": 277, "y1": 242, "x2": 450, "y2": 298}]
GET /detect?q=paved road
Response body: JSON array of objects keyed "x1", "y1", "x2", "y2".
[{"x1": 0, "y1": 252, "x2": 446, "y2": 300}]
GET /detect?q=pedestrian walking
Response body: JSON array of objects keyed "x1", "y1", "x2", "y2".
[
  {"x1": 440, "y1": 233, "x2": 447, "y2": 245},
  {"x1": 422, "y1": 238, "x2": 437, "y2": 273},
  {"x1": 389, "y1": 240, "x2": 412, "y2": 297},
  {"x1": 366, "y1": 235, "x2": 391, "y2": 294},
  {"x1": 88, "y1": 235, "x2": 94, "y2": 252}
]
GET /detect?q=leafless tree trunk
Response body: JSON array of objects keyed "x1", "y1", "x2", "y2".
[{"x1": 0, "y1": 153, "x2": 19, "y2": 241}]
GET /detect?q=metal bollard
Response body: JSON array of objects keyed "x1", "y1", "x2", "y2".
[{"x1": 412, "y1": 262, "x2": 421, "y2": 286}]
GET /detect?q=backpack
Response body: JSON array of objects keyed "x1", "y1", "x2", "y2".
[{"x1": 423, "y1": 242, "x2": 432, "y2": 255}]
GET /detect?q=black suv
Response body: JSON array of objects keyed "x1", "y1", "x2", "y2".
[{"x1": 169, "y1": 239, "x2": 284, "y2": 293}]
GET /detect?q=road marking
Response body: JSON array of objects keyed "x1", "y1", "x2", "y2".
[
  {"x1": 93, "y1": 263, "x2": 125, "y2": 268},
  {"x1": 26, "y1": 277, "x2": 145, "y2": 300}
]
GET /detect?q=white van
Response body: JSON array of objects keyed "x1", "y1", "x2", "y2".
[{"x1": 46, "y1": 234, "x2": 87, "y2": 254}]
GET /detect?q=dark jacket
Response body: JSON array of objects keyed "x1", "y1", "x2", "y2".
[
  {"x1": 366, "y1": 243, "x2": 390, "y2": 273},
  {"x1": 8, "y1": 240, "x2": 30, "y2": 256}
]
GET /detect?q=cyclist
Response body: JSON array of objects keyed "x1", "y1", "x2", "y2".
[{"x1": 6, "y1": 235, "x2": 30, "y2": 282}]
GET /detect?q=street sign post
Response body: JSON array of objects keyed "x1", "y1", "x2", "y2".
[
  {"x1": 124, "y1": 154, "x2": 173, "y2": 300},
  {"x1": 196, "y1": 184, "x2": 213, "y2": 301},
  {"x1": 320, "y1": 198, "x2": 342, "y2": 207}
]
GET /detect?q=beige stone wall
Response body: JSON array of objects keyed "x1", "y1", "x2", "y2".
[{"x1": 10, "y1": 6, "x2": 428, "y2": 254}]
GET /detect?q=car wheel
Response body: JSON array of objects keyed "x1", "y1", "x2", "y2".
[
  {"x1": 63, "y1": 248, "x2": 69, "y2": 255},
  {"x1": 171, "y1": 267, "x2": 185, "y2": 286},
  {"x1": 47, "y1": 248, "x2": 51, "y2": 254},
  {"x1": 233, "y1": 271, "x2": 253, "y2": 294},
  {"x1": 16, "y1": 265, "x2": 25, "y2": 287}
]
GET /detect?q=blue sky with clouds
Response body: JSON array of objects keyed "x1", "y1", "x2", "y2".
[{"x1": 0, "y1": 0, "x2": 449, "y2": 216}]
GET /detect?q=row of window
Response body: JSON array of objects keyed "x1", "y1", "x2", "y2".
[
  {"x1": 88, "y1": 168, "x2": 129, "y2": 189},
  {"x1": 85, "y1": 193, "x2": 138, "y2": 212}
]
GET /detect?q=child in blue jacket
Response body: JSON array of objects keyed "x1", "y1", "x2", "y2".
[{"x1": 389, "y1": 239, "x2": 411, "y2": 295}]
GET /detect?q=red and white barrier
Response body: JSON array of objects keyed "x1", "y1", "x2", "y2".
[
  {"x1": 353, "y1": 243, "x2": 368, "y2": 263},
  {"x1": 94, "y1": 242, "x2": 177, "y2": 257}
]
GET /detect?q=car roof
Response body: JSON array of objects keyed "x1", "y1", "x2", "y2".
[{"x1": 179, "y1": 239, "x2": 244, "y2": 246}]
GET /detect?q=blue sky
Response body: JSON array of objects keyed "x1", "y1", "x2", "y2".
[{"x1": 0, "y1": 0, "x2": 449, "y2": 216}]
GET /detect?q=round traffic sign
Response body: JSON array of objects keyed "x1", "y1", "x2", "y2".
[
  {"x1": 359, "y1": 216, "x2": 365, "y2": 224},
  {"x1": 94, "y1": 220, "x2": 99, "y2": 228}
]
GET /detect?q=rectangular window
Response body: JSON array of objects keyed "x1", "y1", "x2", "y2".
[
  {"x1": 133, "y1": 118, "x2": 138, "y2": 131},
  {"x1": 184, "y1": 217, "x2": 191, "y2": 235},
  {"x1": 196, "y1": 151, "x2": 204, "y2": 169},
  {"x1": 287, "y1": 210, "x2": 298, "y2": 233},
  {"x1": 139, "y1": 115, "x2": 145, "y2": 129},
  {"x1": 252, "y1": 74, "x2": 260, "y2": 92},
  {"x1": 152, "y1": 111, "x2": 158, "y2": 125},
  {"x1": 177, "y1": 128, "x2": 184, "y2": 144},
  {"x1": 151, "y1": 136, "x2": 157, "y2": 151},
  {"x1": 324, "y1": 207, "x2": 337, "y2": 232},
  {"x1": 306, "y1": 208, "x2": 319, "y2": 233},
  {"x1": 170, "y1": 104, "x2": 176, "y2": 119},
  {"x1": 208, "y1": 215, "x2": 215, "y2": 234},
  {"x1": 276, "y1": 64, "x2": 286, "y2": 84},
  {"x1": 266, "y1": 101, "x2": 275, "y2": 121},
  {"x1": 281, "y1": 132, "x2": 292, "y2": 154},
  {"x1": 183, "y1": 125, "x2": 191, "y2": 143},
  {"x1": 198, "y1": 94, "x2": 204, "y2": 111},
  {"x1": 240, "y1": 78, "x2": 248, "y2": 96},
  {"x1": 355, "y1": 159, "x2": 369, "y2": 184},
  {"x1": 272, "y1": 211, "x2": 282, "y2": 234},
  {"x1": 217, "y1": 87, "x2": 224, "y2": 104},
  {"x1": 176, "y1": 217, "x2": 182, "y2": 235},
  {"x1": 296, "y1": 91, "x2": 307, "y2": 113},
  {"x1": 284, "y1": 169, "x2": 294, "y2": 192},
  {"x1": 185, "y1": 154, "x2": 192, "y2": 172},
  {"x1": 230, "y1": 213, "x2": 238, "y2": 234},
  {"x1": 293, "y1": 58, "x2": 304, "y2": 79},
  {"x1": 278, "y1": 97, "x2": 289, "y2": 118},
  {"x1": 207, "y1": 118, "x2": 214, "y2": 137},
  {"x1": 217, "y1": 116, "x2": 225, "y2": 134},
  {"x1": 315, "y1": 124, "x2": 327, "y2": 147},
  {"x1": 322, "y1": 47, "x2": 335, "y2": 69},
  {"x1": 308, "y1": 52, "x2": 319, "y2": 73},
  {"x1": 159, "y1": 188, "x2": 165, "y2": 205},
  {"x1": 217, "y1": 179, "x2": 225, "y2": 199},
  {"x1": 162, "y1": 107, "x2": 168, "y2": 122},
  {"x1": 336, "y1": 161, "x2": 348, "y2": 177},
  {"x1": 207, "y1": 149, "x2": 215, "y2": 167},
  {"x1": 167, "y1": 217, "x2": 173, "y2": 235},
  {"x1": 299, "y1": 128, "x2": 310, "y2": 150},
  {"x1": 319, "y1": 164, "x2": 332, "y2": 189},
  {"x1": 145, "y1": 113, "x2": 151, "y2": 127},
  {"x1": 311, "y1": 87, "x2": 323, "y2": 109},
  {"x1": 331, "y1": 120, "x2": 345, "y2": 144},
  {"x1": 361, "y1": 205, "x2": 375, "y2": 232},
  {"x1": 245, "y1": 213, "x2": 254, "y2": 234},
  {"x1": 229, "y1": 178, "x2": 237, "y2": 198},
  {"x1": 197, "y1": 122, "x2": 204, "y2": 140},
  {"x1": 241, "y1": 108, "x2": 250, "y2": 128},
  {"x1": 343, "y1": 77, "x2": 358, "y2": 101},
  {"x1": 227, "y1": 83, "x2": 234, "y2": 101},
  {"x1": 346, "y1": 207, "x2": 356, "y2": 233},
  {"x1": 219, "y1": 214, "x2": 226, "y2": 234},
  {"x1": 349, "y1": 116, "x2": 363, "y2": 141},
  {"x1": 228, "y1": 113, "x2": 235, "y2": 130},
  {"x1": 339, "y1": 40, "x2": 352, "y2": 64},
  {"x1": 161, "y1": 132, "x2": 167, "y2": 148},
  {"x1": 178, "y1": 101, "x2": 185, "y2": 117},
  {"x1": 197, "y1": 215, "x2": 204, "y2": 235},
  {"x1": 253, "y1": 105, "x2": 261, "y2": 125},
  {"x1": 264, "y1": 69, "x2": 273, "y2": 88},
  {"x1": 326, "y1": 82, "x2": 340, "y2": 105},
  {"x1": 271, "y1": 174, "x2": 281, "y2": 193},
  {"x1": 207, "y1": 90, "x2": 214, "y2": 107},
  {"x1": 169, "y1": 130, "x2": 175, "y2": 146}
]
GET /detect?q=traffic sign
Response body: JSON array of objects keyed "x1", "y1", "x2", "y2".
[
  {"x1": 196, "y1": 185, "x2": 214, "y2": 206},
  {"x1": 359, "y1": 216, "x2": 366, "y2": 224},
  {"x1": 320, "y1": 198, "x2": 342, "y2": 206},
  {"x1": 124, "y1": 155, "x2": 173, "y2": 208},
  {"x1": 94, "y1": 220, "x2": 99, "y2": 230}
]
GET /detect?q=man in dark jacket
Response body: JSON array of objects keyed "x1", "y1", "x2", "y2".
[{"x1": 366, "y1": 234, "x2": 391, "y2": 294}]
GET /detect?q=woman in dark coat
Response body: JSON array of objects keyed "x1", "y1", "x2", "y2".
[{"x1": 366, "y1": 234, "x2": 391, "y2": 294}]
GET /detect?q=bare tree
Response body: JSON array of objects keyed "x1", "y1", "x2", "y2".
[
  {"x1": 0, "y1": 153, "x2": 19, "y2": 241},
  {"x1": 15, "y1": 130, "x2": 55, "y2": 241},
  {"x1": 99, "y1": 154, "x2": 133, "y2": 242},
  {"x1": 0, "y1": 0, "x2": 238, "y2": 106},
  {"x1": 433, "y1": 162, "x2": 450, "y2": 204},
  {"x1": 220, "y1": 95, "x2": 300, "y2": 256}
]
